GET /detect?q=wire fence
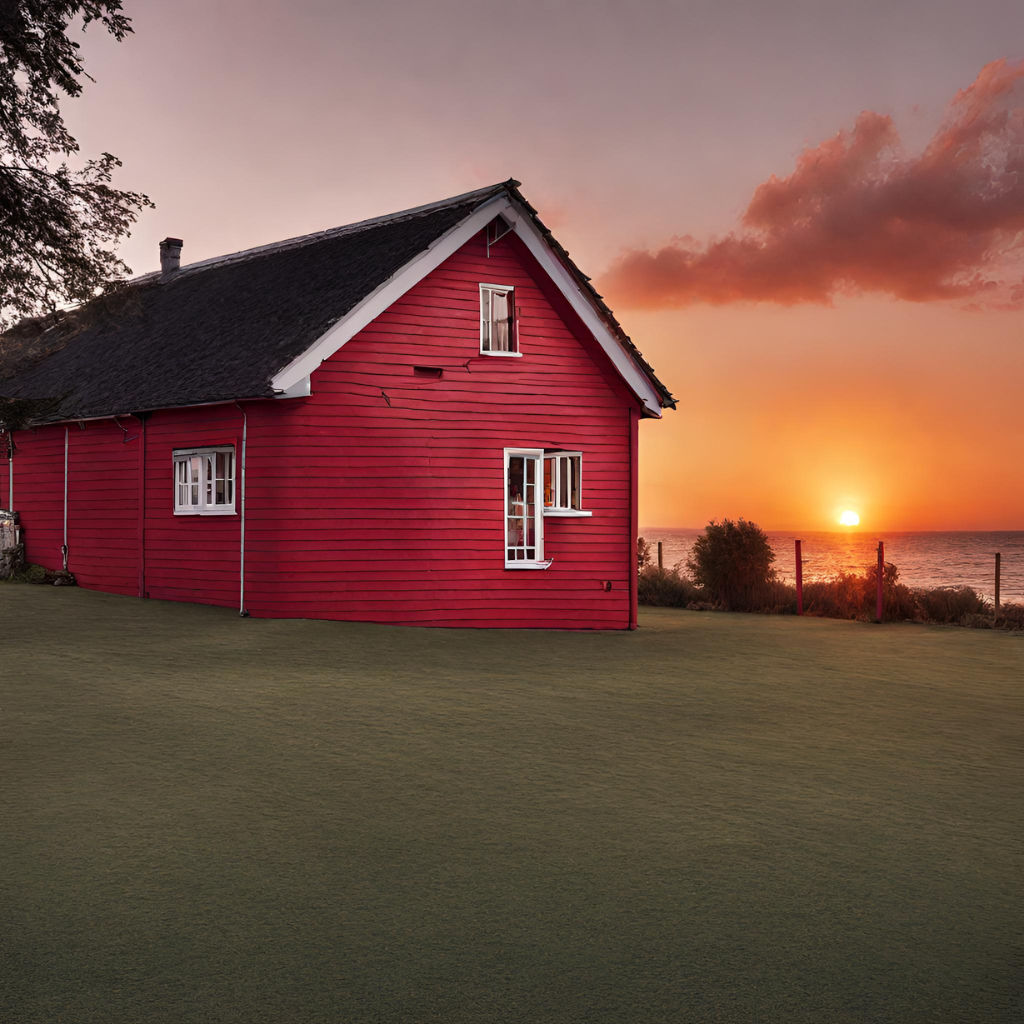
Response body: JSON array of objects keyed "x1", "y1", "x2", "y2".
[{"x1": 642, "y1": 530, "x2": 1023, "y2": 605}]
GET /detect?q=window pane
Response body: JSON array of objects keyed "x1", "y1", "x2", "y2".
[
  {"x1": 507, "y1": 456, "x2": 524, "y2": 550},
  {"x1": 214, "y1": 452, "x2": 227, "y2": 505},
  {"x1": 570, "y1": 457, "x2": 580, "y2": 509},
  {"x1": 544, "y1": 458, "x2": 553, "y2": 507},
  {"x1": 559, "y1": 458, "x2": 569, "y2": 508},
  {"x1": 492, "y1": 291, "x2": 509, "y2": 351},
  {"x1": 481, "y1": 290, "x2": 491, "y2": 350}
]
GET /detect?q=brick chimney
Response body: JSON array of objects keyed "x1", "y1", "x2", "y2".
[{"x1": 159, "y1": 237, "x2": 183, "y2": 276}]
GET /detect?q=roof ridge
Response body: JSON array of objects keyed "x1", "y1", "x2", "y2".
[{"x1": 131, "y1": 180, "x2": 519, "y2": 285}]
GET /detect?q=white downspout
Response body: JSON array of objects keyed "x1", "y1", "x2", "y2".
[
  {"x1": 62, "y1": 426, "x2": 69, "y2": 571},
  {"x1": 235, "y1": 404, "x2": 249, "y2": 617}
]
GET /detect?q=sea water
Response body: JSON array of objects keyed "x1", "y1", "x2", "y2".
[{"x1": 639, "y1": 529, "x2": 1024, "y2": 604}]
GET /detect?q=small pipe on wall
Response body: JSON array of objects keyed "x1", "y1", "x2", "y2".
[
  {"x1": 62, "y1": 426, "x2": 69, "y2": 571},
  {"x1": 137, "y1": 413, "x2": 147, "y2": 598},
  {"x1": 6, "y1": 429, "x2": 13, "y2": 510},
  {"x1": 234, "y1": 403, "x2": 249, "y2": 618}
]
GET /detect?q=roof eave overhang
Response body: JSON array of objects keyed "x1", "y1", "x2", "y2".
[{"x1": 269, "y1": 195, "x2": 667, "y2": 418}]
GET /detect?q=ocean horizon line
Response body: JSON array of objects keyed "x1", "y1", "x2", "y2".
[{"x1": 641, "y1": 527, "x2": 1024, "y2": 535}]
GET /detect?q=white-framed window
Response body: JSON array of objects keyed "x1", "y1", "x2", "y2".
[
  {"x1": 504, "y1": 448, "x2": 549, "y2": 568},
  {"x1": 173, "y1": 446, "x2": 236, "y2": 515},
  {"x1": 543, "y1": 451, "x2": 592, "y2": 516},
  {"x1": 480, "y1": 283, "x2": 520, "y2": 356}
]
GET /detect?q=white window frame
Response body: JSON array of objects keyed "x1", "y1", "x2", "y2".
[
  {"x1": 480, "y1": 283, "x2": 521, "y2": 357},
  {"x1": 173, "y1": 446, "x2": 236, "y2": 516},
  {"x1": 503, "y1": 448, "x2": 550, "y2": 569},
  {"x1": 543, "y1": 450, "x2": 592, "y2": 517}
]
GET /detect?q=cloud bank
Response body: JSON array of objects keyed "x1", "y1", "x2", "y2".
[{"x1": 602, "y1": 59, "x2": 1024, "y2": 309}]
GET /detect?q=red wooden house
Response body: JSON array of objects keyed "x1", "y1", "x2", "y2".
[{"x1": 0, "y1": 181, "x2": 673, "y2": 628}]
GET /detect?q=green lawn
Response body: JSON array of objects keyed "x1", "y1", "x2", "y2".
[{"x1": 3, "y1": 587, "x2": 1022, "y2": 1023}]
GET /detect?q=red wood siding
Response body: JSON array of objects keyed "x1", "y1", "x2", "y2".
[
  {"x1": 141, "y1": 406, "x2": 244, "y2": 608},
  {"x1": 66, "y1": 420, "x2": 140, "y2": 595},
  {"x1": 141, "y1": 403, "x2": 287, "y2": 611},
  {"x1": 266, "y1": 227, "x2": 640, "y2": 628},
  {"x1": 6, "y1": 425, "x2": 66, "y2": 574},
  {"x1": 4, "y1": 226, "x2": 645, "y2": 629}
]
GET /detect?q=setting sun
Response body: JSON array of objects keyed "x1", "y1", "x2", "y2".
[{"x1": 839, "y1": 510, "x2": 861, "y2": 527}]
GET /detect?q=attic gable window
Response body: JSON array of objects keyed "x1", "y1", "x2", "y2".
[
  {"x1": 480, "y1": 284, "x2": 520, "y2": 356},
  {"x1": 173, "y1": 447, "x2": 235, "y2": 515}
]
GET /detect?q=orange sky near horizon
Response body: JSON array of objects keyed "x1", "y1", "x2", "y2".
[
  {"x1": 60, "y1": 0, "x2": 1024, "y2": 533},
  {"x1": 636, "y1": 298, "x2": 1023, "y2": 531}
]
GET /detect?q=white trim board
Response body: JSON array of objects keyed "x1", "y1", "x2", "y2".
[{"x1": 269, "y1": 197, "x2": 664, "y2": 418}]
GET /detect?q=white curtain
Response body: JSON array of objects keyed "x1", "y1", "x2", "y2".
[{"x1": 492, "y1": 290, "x2": 509, "y2": 351}]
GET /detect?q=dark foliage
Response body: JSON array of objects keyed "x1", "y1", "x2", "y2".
[
  {"x1": 638, "y1": 545, "x2": 1017, "y2": 631},
  {"x1": 798, "y1": 562, "x2": 909, "y2": 621},
  {"x1": 994, "y1": 602, "x2": 1024, "y2": 632},
  {"x1": 686, "y1": 518, "x2": 777, "y2": 611},
  {"x1": 637, "y1": 536, "x2": 652, "y2": 571},
  {"x1": 914, "y1": 585, "x2": 989, "y2": 624},
  {"x1": 0, "y1": 1, "x2": 153, "y2": 329},
  {"x1": 637, "y1": 565, "x2": 708, "y2": 608}
]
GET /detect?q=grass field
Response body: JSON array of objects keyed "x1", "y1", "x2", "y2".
[{"x1": 3, "y1": 587, "x2": 1022, "y2": 1023}]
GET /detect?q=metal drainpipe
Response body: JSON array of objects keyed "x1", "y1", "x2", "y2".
[
  {"x1": 62, "y1": 426, "x2": 69, "y2": 571},
  {"x1": 6, "y1": 429, "x2": 13, "y2": 510},
  {"x1": 137, "y1": 414, "x2": 147, "y2": 598},
  {"x1": 235, "y1": 404, "x2": 249, "y2": 617}
]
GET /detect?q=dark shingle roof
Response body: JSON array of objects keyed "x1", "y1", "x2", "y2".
[{"x1": 0, "y1": 181, "x2": 674, "y2": 423}]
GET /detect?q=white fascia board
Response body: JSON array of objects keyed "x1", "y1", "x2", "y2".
[
  {"x1": 507, "y1": 206, "x2": 663, "y2": 418},
  {"x1": 273, "y1": 375, "x2": 311, "y2": 399},
  {"x1": 271, "y1": 195, "x2": 663, "y2": 417}
]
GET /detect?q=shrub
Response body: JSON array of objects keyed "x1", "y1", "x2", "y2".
[
  {"x1": 0, "y1": 562, "x2": 72, "y2": 585},
  {"x1": 801, "y1": 562, "x2": 919, "y2": 622},
  {"x1": 960, "y1": 612, "x2": 993, "y2": 630},
  {"x1": 637, "y1": 566, "x2": 706, "y2": 607},
  {"x1": 759, "y1": 579, "x2": 799, "y2": 615},
  {"x1": 914, "y1": 586, "x2": 988, "y2": 624},
  {"x1": 0, "y1": 562, "x2": 47, "y2": 584},
  {"x1": 802, "y1": 572, "x2": 865, "y2": 619},
  {"x1": 686, "y1": 519, "x2": 777, "y2": 612},
  {"x1": 995, "y1": 602, "x2": 1024, "y2": 632},
  {"x1": 637, "y1": 536, "x2": 652, "y2": 572}
]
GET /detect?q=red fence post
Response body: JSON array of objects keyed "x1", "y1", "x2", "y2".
[
  {"x1": 995, "y1": 552, "x2": 1001, "y2": 613},
  {"x1": 876, "y1": 540, "x2": 884, "y2": 623},
  {"x1": 795, "y1": 539, "x2": 803, "y2": 615}
]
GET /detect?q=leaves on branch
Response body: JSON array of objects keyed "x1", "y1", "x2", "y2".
[{"x1": 0, "y1": 1, "x2": 153, "y2": 331}]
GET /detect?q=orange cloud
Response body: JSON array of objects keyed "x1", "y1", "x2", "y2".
[{"x1": 602, "y1": 59, "x2": 1024, "y2": 309}]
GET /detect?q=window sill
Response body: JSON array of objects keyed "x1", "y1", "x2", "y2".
[
  {"x1": 505, "y1": 560, "x2": 553, "y2": 570},
  {"x1": 174, "y1": 508, "x2": 237, "y2": 516},
  {"x1": 543, "y1": 509, "x2": 593, "y2": 517},
  {"x1": 480, "y1": 350, "x2": 523, "y2": 358}
]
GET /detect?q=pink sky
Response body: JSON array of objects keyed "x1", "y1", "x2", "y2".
[{"x1": 65, "y1": 0, "x2": 1024, "y2": 530}]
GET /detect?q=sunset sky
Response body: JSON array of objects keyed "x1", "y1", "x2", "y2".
[{"x1": 65, "y1": 0, "x2": 1024, "y2": 532}]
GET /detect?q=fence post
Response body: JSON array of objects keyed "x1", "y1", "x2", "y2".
[
  {"x1": 876, "y1": 541, "x2": 884, "y2": 623},
  {"x1": 795, "y1": 539, "x2": 803, "y2": 615},
  {"x1": 995, "y1": 552, "x2": 1001, "y2": 613},
  {"x1": 657, "y1": 541, "x2": 663, "y2": 570}
]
